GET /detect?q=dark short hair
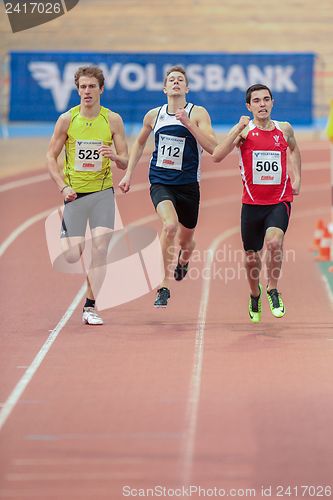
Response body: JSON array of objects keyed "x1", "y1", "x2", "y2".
[
  {"x1": 74, "y1": 66, "x2": 105, "y2": 89},
  {"x1": 246, "y1": 84, "x2": 273, "y2": 104},
  {"x1": 164, "y1": 65, "x2": 189, "y2": 86}
]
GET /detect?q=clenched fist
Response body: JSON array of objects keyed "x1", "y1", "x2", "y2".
[
  {"x1": 175, "y1": 108, "x2": 190, "y2": 126},
  {"x1": 237, "y1": 115, "x2": 250, "y2": 132}
]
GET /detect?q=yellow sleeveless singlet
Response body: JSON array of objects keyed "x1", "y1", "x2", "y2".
[{"x1": 64, "y1": 105, "x2": 113, "y2": 192}]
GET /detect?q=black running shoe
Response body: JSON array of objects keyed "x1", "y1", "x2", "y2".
[
  {"x1": 154, "y1": 287, "x2": 170, "y2": 308},
  {"x1": 174, "y1": 250, "x2": 189, "y2": 281}
]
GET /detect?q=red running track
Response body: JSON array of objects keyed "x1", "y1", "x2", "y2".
[{"x1": 0, "y1": 142, "x2": 332, "y2": 499}]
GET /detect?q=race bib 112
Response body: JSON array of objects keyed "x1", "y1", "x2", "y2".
[{"x1": 156, "y1": 134, "x2": 185, "y2": 170}]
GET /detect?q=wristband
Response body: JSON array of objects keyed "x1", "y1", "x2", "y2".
[{"x1": 60, "y1": 185, "x2": 69, "y2": 193}]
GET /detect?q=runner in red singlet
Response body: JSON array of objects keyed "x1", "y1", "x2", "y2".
[{"x1": 213, "y1": 84, "x2": 301, "y2": 323}]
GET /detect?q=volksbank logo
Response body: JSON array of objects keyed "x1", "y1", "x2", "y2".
[
  {"x1": 4, "y1": 0, "x2": 80, "y2": 33},
  {"x1": 28, "y1": 62, "x2": 298, "y2": 112}
]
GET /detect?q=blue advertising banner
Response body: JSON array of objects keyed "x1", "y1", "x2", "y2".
[{"x1": 9, "y1": 52, "x2": 315, "y2": 125}]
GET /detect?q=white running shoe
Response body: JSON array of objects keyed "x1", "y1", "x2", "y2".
[{"x1": 82, "y1": 307, "x2": 103, "y2": 325}]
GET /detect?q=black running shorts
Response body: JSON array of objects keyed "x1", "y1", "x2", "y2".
[
  {"x1": 241, "y1": 201, "x2": 291, "y2": 252},
  {"x1": 61, "y1": 187, "x2": 115, "y2": 238},
  {"x1": 150, "y1": 182, "x2": 200, "y2": 230}
]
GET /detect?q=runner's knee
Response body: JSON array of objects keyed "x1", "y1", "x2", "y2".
[
  {"x1": 91, "y1": 239, "x2": 110, "y2": 265},
  {"x1": 63, "y1": 245, "x2": 84, "y2": 263},
  {"x1": 245, "y1": 250, "x2": 258, "y2": 262},
  {"x1": 245, "y1": 251, "x2": 260, "y2": 269},
  {"x1": 179, "y1": 235, "x2": 194, "y2": 249},
  {"x1": 266, "y1": 237, "x2": 283, "y2": 253},
  {"x1": 162, "y1": 222, "x2": 178, "y2": 239},
  {"x1": 92, "y1": 242, "x2": 109, "y2": 256}
]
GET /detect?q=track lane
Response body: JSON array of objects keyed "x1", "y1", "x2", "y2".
[
  {"x1": 0, "y1": 142, "x2": 332, "y2": 499},
  {"x1": 189, "y1": 190, "x2": 333, "y2": 490}
]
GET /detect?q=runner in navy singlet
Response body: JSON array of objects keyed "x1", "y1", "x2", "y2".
[{"x1": 119, "y1": 66, "x2": 217, "y2": 307}]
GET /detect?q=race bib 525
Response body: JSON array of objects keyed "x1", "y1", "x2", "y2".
[{"x1": 74, "y1": 140, "x2": 102, "y2": 172}]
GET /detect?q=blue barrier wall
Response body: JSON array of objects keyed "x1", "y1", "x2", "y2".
[{"x1": 9, "y1": 52, "x2": 314, "y2": 125}]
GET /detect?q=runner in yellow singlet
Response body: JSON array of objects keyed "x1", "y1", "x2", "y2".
[{"x1": 47, "y1": 66, "x2": 128, "y2": 325}]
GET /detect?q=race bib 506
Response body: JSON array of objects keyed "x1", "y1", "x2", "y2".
[{"x1": 252, "y1": 150, "x2": 282, "y2": 185}]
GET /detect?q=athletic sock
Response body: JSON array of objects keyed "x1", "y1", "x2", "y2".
[{"x1": 84, "y1": 298, "x2": 95, "y2": 310}]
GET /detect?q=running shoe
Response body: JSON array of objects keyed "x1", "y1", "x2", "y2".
[
  {"x1": 154, "y1": 287, "x2": 170, "y2": 308},
  {"x1": 174, "y1": 250, "x2": 189, "y2": 281},
  {"x1": 266, "y1": 288, "x2": 285, "y2": 318},
  {"x1": 249, "y1": 284, "x2": 262, "y2": 323},
  {"x1": 82, "y1": 307, "x2": 103, "y2": 325}
]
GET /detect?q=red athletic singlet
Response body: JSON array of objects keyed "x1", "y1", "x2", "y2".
[{"x1": 239, "y1": 120, "x2": 293, "y2": 205}]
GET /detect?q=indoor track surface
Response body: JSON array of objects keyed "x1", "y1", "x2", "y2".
[{"x1": 0, "y1": 141, "x2": 332, "y2": 499}]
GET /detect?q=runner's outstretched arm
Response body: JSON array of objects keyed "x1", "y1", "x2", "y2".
[
  {"x1": 46, "y1": 112, "x2": 77, "y2": 202},
  {"x1": 175, "y1": 106, "x2": 217, "y2": 154},
  {"x1": 118, "y1": 109, "x2": 156, "y2": 193},
  {"x1": 212, "y1": 115, "x2": 250, "y2": 163},
  {"x1": 98, "y1": 112, "x2": 128, "y2": 170}
]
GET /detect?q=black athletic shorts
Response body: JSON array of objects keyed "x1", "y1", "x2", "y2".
[
  {"x1": 241, "y1": 201, "x2": 291, "y2": 252},
  {"x1": 61, "y1": 187, "x2": 115, "y2": 238},
  {"x1": 150, "y1": 182, "x2": 200, "y2": 230}
]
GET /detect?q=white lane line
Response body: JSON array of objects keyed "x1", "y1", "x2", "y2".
[
  {"x1": 0, "y1": 190, "x2": 330, "y2": 440},
  {"x1": 0, "y1": 208, "x2": 56, "y2": 258},
  {"x1": 202, "y1": 161, "x2": 328, "y2": 181},
  {"x1": 0, "y1": 200, "x2": 227, "y2": 432},
  {"x1": 6, "y1": 471, "x2": 141, "y2": 481},
  {"x1": 118, "y1": 163, "x2": 329, "y2": 194},
  {"x1": 321, "y1": 275, "x2": 333, "y2": 307},
  {"x1": 294, "y1": 184, "x2": 329, "y2": 194},
  {"x1": 13, "y1": 457, "x2": 144, "y2": 465},
  {"x1": 301, "y1": 162, "x2": 329, "y2": 171},
  {"x1": 0, "y1": 210, "x2": 164, "y2": 433},
  {"x1": 296, "y1": 142, "x2": 330, "y2": 151},
  {"x1": 181, "y1": 225, "x2": 239, "y2": 486},
  {"x1": 0, "y1": 283, "x2": 86, "y2": 431},
  {"x1": 1, "y1": 180, "x2": 327, "y2": 260},
  {"x1": 2, "y1": 182, "x2": 324, "y2": 262},
  {"x1": 0, "y1": 156, "x2": 327, "y2": 194},
  {"x1": 0, "y1": 174, "x2": 50, "y2": 193},
  {"x1": 180, "y1": 204, "x2": 332, "y2": 485},
  {"x1": 126, "y1": 165, "x2": 329, "y2": 199},
  {"x1": 210, "y1": 143, "x2": 330, "y2": 153}
]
